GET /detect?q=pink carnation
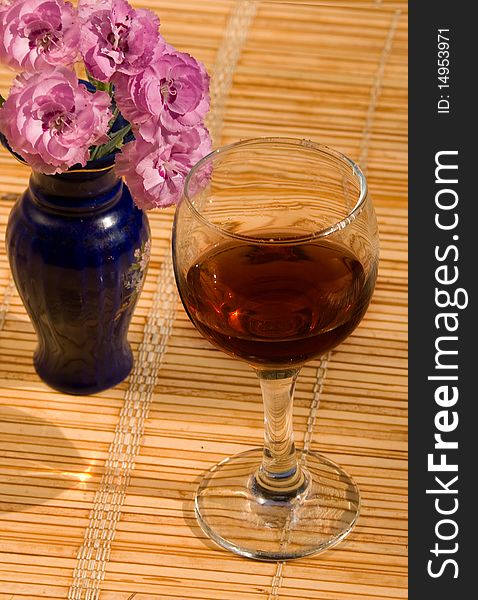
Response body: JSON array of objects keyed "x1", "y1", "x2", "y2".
[
  {"x1": 0, "y1": 67, "x2": 111, "y2": 174},
  {"x1": 78, "y1": 0, "x2": 163, "y2": 82},
  {"x1": 115, "y1": 125, "x2": 212, "y2": 210},
  {"x1": 0, "y1": 0, "x2": 80, "y2": 71},
  {"x1": 114, "y1": 48, "x2": 210, "y2": 135}
]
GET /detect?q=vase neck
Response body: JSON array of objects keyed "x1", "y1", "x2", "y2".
[{"x1": 29, "y1": 166, "x2": 123, "y2": 213}]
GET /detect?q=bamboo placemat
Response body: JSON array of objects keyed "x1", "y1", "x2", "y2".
[{"x1": 0, "y1": 1, "x2": 407, "y2": 598}]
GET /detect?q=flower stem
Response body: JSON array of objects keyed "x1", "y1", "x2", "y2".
[{"x1": 89, "y1": 123, "x2": 132, "y2": 161}]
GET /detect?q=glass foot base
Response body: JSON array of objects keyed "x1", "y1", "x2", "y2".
[{"x1": 195, "y1": 448, "x2": 360, "y2": 561}]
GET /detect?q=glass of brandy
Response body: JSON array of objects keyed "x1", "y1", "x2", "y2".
[{"x1": 172, "y1": 138, "x2": 379, "y2": 560}]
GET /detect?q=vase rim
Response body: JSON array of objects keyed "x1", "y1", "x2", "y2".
[{"x1": 1, "y1": 132, "x2": 118, "y2": 175}]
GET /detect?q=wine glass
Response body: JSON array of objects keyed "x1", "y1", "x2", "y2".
[{"x1": 172, "y1": 137, "x2": 379, "y2": 561}]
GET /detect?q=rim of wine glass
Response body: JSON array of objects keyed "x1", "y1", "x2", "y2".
[{"x1": 183, "y1": 136, "x2": 368, "y2": 244}]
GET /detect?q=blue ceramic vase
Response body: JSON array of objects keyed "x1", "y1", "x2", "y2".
[{"x1": 5, "y1": 156, "x2": 150, "y2": 395}]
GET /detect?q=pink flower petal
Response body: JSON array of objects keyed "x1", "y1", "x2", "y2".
[
  {"x1": 79, "y1": 0, "x2": 163, "y2": 82},
  {"x1": 0, "y1": 0, "x2": 80, "y2": 72},
  {"x1": 114, "y1": 46, "x2": 210, "y2": 133},
  {"x1": 115, "y1": 124, "x2": 212, "y2": 210},
  {"x1": 0, "y1": 66, "x2": 112, "y2": 173}
]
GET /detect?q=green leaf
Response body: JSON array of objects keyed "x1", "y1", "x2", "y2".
[
  {"x1": 108, "y1": 105, "x2": 120, "y2": 129},
  {"x1": 89, "y1": 124, "x2": 132, "y2": 161},
  {"x1": 86, "y1": 71, "x2": 112, "y2": 94}
]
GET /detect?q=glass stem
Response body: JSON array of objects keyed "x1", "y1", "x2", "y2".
[{"x1": 255, "y1": 367, "x2": 305, "y2": 495}]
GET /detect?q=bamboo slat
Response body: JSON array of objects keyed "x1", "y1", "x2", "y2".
[{"x1": 0, "y1": 1, "x2": 407, "y2": 599}]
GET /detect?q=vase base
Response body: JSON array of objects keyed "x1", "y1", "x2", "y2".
[{"x1": 34, "y1": 350, "x2": 133, "y2": 396}]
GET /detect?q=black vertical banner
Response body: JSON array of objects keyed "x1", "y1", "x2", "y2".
[{"x1": 409, "y1": 2, "x2": 474, "y2": 598}]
